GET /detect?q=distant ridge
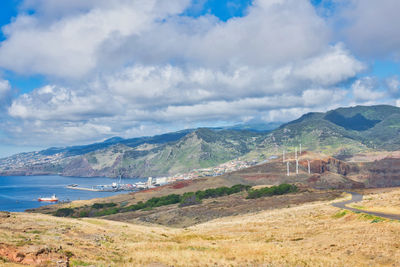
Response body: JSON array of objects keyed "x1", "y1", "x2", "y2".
[{"x1": 1, "y1": 105, "x2": 400, "y2": 178}]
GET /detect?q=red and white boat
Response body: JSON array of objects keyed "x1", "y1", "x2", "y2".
[{"x1": 38, "y1": 194, "x2": 59, "y2": 202}]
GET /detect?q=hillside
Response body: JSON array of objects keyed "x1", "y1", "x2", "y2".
[
  {"x1": 251, "y1": 104, "x2": 400, "y2": 159},
  {"x1": 2, "y1": 105, "x2": 400, "y2": 178},
  {"x1": 0, "y1": 129, "x2": 264, "y2": 178},
  {"x1": 1, "y1": 188, "x2": 400, "y2": 266}
]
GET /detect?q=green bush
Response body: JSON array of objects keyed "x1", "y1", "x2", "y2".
[
  {"x1": 95, "y1": 207, "x2": 119, "y2": 216},
  {"x1": 55, "y1": 208, "x2": 75, "y2": 217},
  {"x1": 79, "y1": 210, "x2": 89, "y2": 217},
  {"x1": 103, "y1": 184, "x2": 251, "y2": 215},
  {"x1": 247, "y1": 184, "x2": 298, "y2": 199},
  {"x1": 146, "y1": 194, "x2": 181, "y2": 208},
  {"x1": 195, "y1": 184, "x2": 250, "y2": 200},
  {"x1": 180, "y1": 192, "x2": 201, "y2": 207},
  {"x1": 91, "y1": 202, "x2": 117, "y2": 209},
  {"x1": 122, "y1": 201, "x2": 146, "y2": 212}
]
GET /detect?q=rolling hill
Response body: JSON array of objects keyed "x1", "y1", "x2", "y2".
[
  {"x1": 254, "y1": 104, "x2": 400, "y2": 158},
  {"x1": 1, "y1": 104, "x2": 400, "y2": 178},
  {"x1": 0, "y1": 128, "x2": 264, "y2": 177}
]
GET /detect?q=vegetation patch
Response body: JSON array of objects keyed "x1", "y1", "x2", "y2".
[
  {"x1": 92, "y1": 203, "x2": 117, "y2": 209},
  {"x1": 350, "y1": 205, "x2": 365, "y2": 209},
  {"x1": 179, "y1": 192, "x2": 201, "y2": 207},
  {"x1": 246, "y1": 184, "x2": 298, "y2": 199},
  {"x1": 333, "y1": 210, "x2": 348, "y2": 219},
  {"x1": 291, "y1": 237, "x2": 304, "y2": 241},
  {"x1": 54, "y1": 183, "x2": 297, "y2": 218},
  {"x1": 54, "y1": 208, "x2": 74, "y2": 217},
  {"x1": 0, "y1": 256, "x2": 9, "y2": 263},
  {"x1": 71, "y1": 259, "x2": 92, "y2": 266},
  {"x1": 357, "y1": 213, "x2": 386, "y2": 223},
  {"x1": 95, "y1": 207, "x2": 119, "y2": 217}
]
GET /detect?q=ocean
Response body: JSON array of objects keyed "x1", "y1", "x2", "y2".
[{"x1": 0, "y1": 175, "x2": 146, "y2": 212}]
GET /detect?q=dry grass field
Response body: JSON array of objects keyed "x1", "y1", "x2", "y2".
[
  {"x1": 350, "y1": 187, "x2": 400, "y2": 215},
  {"x1": 1, "y1": 189, "x2": 400, "y2": 266}
]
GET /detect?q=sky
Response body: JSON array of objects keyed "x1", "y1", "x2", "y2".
[{"x1": 0, "y1": 0, "x2": 399, "y2": 157}]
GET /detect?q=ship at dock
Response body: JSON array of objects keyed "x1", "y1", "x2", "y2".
[{"x1": 38, "y1": 194, "x2": 58, "y2": 202}]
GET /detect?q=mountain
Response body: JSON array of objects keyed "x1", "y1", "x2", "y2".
[
  {"x1": 255, "y1": 105, "x2": 400, "y2": 157},
  {"x1": 39, "y1": 129, "x2": 193, "y2": 157},
  {"x1": 2, "y1": 105, "x2": 400, "y2": 178},
  {"x1": 0, "y1": 128, "x2": 263, "y2": 177}
]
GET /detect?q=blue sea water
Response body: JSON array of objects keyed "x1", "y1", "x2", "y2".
[{"x1": 0, "y1": 175, "x2": 146, "y2": 212}]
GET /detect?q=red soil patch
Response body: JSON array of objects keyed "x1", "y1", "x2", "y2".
[
  {"x1": 307, "y1": 174, "x2": 321, "y2": 183},
  {"x1": 170, "y1": 180, "x2": 193, "y2": 189},
  {"x1": 0, "y1": 243, "x2": 68, "y2": 266},
  {"x1": 139, "y1": 186, "x2": 164, "y2": 194}
]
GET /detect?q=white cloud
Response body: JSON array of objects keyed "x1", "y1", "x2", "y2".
[
  {"x1": 336, "y1": 0, "x2": 400, "y2": 58},
  {"x1": 0, "y1": 79, "x2": 11, "y2": 111},
  {"x1": 302, "y1": 88, "x2": 347, "y2": 106},
  {"x1": 0, "y1": 0, "x2": 189, "y2": 78},
  {"x1": 0, "y1": 0, "x2": 332, "y2": 79},
  {"x1": 0, "y1": 79, "x2": 10, "y2": 99},
  {"x1": 8, "y1": 85, "x2": 118, "y2": 121},
  {"x1": 0, "y1": 0, "x2": 367, "y2": 146},
  {"x1": 386, "y1": 76, "x2": 400, "y2": 96},
  {"x1": 294, "y1": 44, "x2": 365, "y2": 86},
  {"x1": 351, "y1": 77, "x2": 386, "y2": 101}
]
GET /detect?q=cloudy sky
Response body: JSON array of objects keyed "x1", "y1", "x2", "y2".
[{"x1": 0, "y1": 0, "x2": 399, "y2": 157}]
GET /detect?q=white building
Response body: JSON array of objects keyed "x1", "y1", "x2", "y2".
[
  {"x1": 156, "y1": 177, "x2": 168, "y2": 185},
  {"x1": 147, "y1": 177, "x2": 153, "y2": 187}
]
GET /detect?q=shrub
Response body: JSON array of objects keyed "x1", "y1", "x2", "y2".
[
  {"x1": 180, "y1": 192, "x2": 201, "y2": 207},
  {"x1": 91, "y1": 203, "x2": 117, "y2": 209},
  {"x1": 247, "y1": 184, "x2": 298, "y2": 199},
  {"x1": 79, "y1": 210, "x2": 89, "y2": 217},
  {"x1": 122, "y1": 201, "x2": 146, "y2": 212},
  {"x1": 95, "y1": 207, "x2": 119, "y2": 216},
  {"x1": 102, "y1": 184, "x2": 250, "y2": 215},
  {"x1": 146, "y1": 194, "x2": 181, "y2": 208},
  {"x1": 55, "y1": 208, "x2": 75, "y2": 217}
]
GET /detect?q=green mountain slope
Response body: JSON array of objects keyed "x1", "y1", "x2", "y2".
[
  {"x1": 0, "y1": 129, "x2": 263, "y2": 178},
  {"x1": 112, "y1": 128, "x2": 262, "y2": 177},
  {"x1": 249, "y1": 105, "x2": 400, "y2": 159},
  {"x1": 2, "y1": 105, "x2": 400, "y2": 178}
]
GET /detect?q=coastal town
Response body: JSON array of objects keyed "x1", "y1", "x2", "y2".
[
  {"x1": 66, "y1": 157, "x2": 273, "y2": 192},
  {"x1": 126, "y1": 156, "x2": 275, "y2": 191}
]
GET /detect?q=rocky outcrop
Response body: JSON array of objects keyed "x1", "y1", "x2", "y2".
[
  {"x1": 0, "y1": 243, "x2": 68, "y2": 266},
  {"x1": 307, "y1": 157, "x2": 354, "y2": 176},
  {"x1": 365, "y1": 158, "x2": 400, "y2": 187},
  {"x1": 306, "y1": 173, "x2": 364, "y2": 189}
]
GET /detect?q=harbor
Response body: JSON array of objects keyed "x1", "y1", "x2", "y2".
[
  {"x1": 65, "y1": 177, "x2": 157, "y2": 192},
  {"x1": 0, "y1": 175, "x2": 148, "y2": 212}
]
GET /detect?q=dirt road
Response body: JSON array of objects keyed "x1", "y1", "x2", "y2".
[{"x1": 332, "y1": 192, "x2": 400, "y2": 220}]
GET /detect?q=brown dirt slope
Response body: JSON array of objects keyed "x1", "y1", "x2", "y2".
[
  {"x1": 103, "y1": 188, "x2": 341, "y2": 228},
  {"x1": 2, "y1": 188, "x2": 400, "y2": 266}
]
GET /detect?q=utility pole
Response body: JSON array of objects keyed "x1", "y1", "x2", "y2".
[
  {"x1": 307, "y1": 160, "x2": 311, "y2": 174},
  {"x1": 300, "y1": 143, "x2": 302, "y2": 155},
  {"x1": 295, "y1": 147, "x2": 298, "y2": 161},
  {"x1": 296, "y1": 159, "x2": 299, "y2": 175},
  {"x1": 287, "y1": 161, "x2": 290, "y2": 176},
  {"x1": 283, "y1": 150, "x2": 285, "y2": 162}
]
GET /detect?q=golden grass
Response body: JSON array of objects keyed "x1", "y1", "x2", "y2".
[
  {"x1": 1, "y1": 192, "x2": 400, "y2": 266},
  {"x1": 352, "y1": 188, "x2": 400, "y2": 215},
  {"x1": 251, "y1": 184, "x2": 274, "y2": 189}
]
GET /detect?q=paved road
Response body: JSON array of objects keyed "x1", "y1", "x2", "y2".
[{"x1": 332, "y1": 192, "x2": 400, "y2": 221}]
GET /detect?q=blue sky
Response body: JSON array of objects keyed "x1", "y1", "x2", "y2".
[{"x1": 0, "y1": 0, "x2": 399, "y2": 157}]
